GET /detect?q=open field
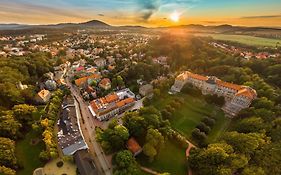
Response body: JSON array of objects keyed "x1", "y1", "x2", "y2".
[
  {"x1": 16, "y1": 131, "x2": 45, "y2": 175},
  {"x1": 151, "y1": 93, "x2": 230, "y2": 143},
  {"x1": 195, "y1": 33, "x2": 281, "y2": 47},
  {"x1": 138, "y1": 139, "x2": 187, "y2": 175}
]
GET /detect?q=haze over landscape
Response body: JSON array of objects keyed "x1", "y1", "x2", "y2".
[{"x1": 1, "y1": 0, "x2": 281, "y2": 27}]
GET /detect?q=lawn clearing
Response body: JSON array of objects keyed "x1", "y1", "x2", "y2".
[
  {"x1": 138, "y1": 139, "x2": 187, "y2": 175},
  {"x1": 195, "y1": 33, "x2": 281, "y2": 47},
  {"x1": 16, "y1": 131, "x2": 45, "y2": 175},
  {"x1": 151, "y1": 93, "x2": 230, "y2": 143}
]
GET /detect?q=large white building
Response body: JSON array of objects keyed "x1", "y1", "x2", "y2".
[{"x1": 171, "y1": 71, "x2": 257, "y2": 117}]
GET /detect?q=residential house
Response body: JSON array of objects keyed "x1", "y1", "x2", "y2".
[
  {"x1": 139, "y1": 84, "x2": 153, "y2": 97},
  {"x1": 45, "y1": 80, "x2": 57, "y2": 91},
  {"x1": 99, "y1": 78, "x2": 111, "y2": 90},
  {"x1": 94, "y1": 58, "x2": 106, "y2": 68},
  {"x1": 127, "y1": 137, "x2": 142, "y2": 156},
  {"x1": 35, "y1": 89, "x2": 51, "y2": 104}
]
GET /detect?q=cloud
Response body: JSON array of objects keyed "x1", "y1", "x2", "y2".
[
  {"x1": 137, "y1": 0, "x2": 161, "y2": 21},
  {"x1": 136, "y1": 0, "x2": 200, "y2": 21},
  {"x1": 0, "y1": 0, "x2": 87, "y2": 20},
  {"x1": 98, "y1": 14, "x2": 105, "y2": 16},
  {"x1": 241, "y1": 15, "x2": 281, "y2": 19}
]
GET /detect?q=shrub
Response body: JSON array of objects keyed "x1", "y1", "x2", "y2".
[
  {"x1": 170, "y1": 100, "x2": 181, "y2": 108},
  {"x1": 196, "y1": 122, "x2": 211, "y2": 134},
  {"x1": 165, "y1": 105, "x2": 175, "y2": 113},
  {"x1": 56, "y1": 161, "x2": 64, "y2": 168},
  {"x1": 161, "y1": 109, "x2": 172, "y2": 119},
  {"x1": 191, "y1": 128, "x2": 207, "y2": 147},
  {"x1": 202, "y1": 117, "x2": 216, "y2": 128}
]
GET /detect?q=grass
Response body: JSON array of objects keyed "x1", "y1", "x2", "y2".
[
  {"x1": 43, "y1": 158, "x2": 77, "y2": 175},
  {"x1": 138, "y1": 92, "x2": 231, "y2": 174},
  {"x1": 16, "y1": 131, "x2": 45, "y2": 175},
  {"x1": 196, "y1": 33, "x2": 281, "y2": 47},
  {"x1": 138, "y1": 139, "x2": 187, "y2": 175},
  {"x1": 151, "y1": 93, "x2": 229, "y2": 142}
]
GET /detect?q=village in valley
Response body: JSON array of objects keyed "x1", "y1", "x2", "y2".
[{"x1": 0, "y1": 19, "x2": 281, "y2": 175}]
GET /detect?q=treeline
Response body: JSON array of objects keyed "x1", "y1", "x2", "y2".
[
  {"x1": 0, "y1": 52, "x2": 53, "y2": 108},
  {"x1": 149, "y1": 35, "x2": 281, "y2": 175}
]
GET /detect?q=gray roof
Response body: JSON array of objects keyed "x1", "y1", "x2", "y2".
[
  {"x1": 74, "y1": 149, "x2": 98, "y2": 175},
  {"x1": 58, "y1": 96, "x2": 88, "y2": 156}
]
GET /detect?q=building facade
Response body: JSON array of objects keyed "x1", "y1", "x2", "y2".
[
  {"x1": 88, "y1": 88, "x2": 136, "y2": 121},
  {"x1": 171, "y1": 71, "x2": 257, "y2": 117}
]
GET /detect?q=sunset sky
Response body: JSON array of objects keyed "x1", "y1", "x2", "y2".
[{"x1": 0, "y1": 0, "x2": 281, "y2": 27}]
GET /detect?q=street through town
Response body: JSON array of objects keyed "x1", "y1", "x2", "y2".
[{"x1": 66, "y1": 76, "x2": 112, "y2": 175}]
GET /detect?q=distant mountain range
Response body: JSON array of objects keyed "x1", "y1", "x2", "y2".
[{"x1": 0, "y1": 20, "x2": 281, "y2": 38}]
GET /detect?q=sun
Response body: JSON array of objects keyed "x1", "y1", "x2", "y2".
[{"x1": 170, "y1": 11, "x2": 180, "y2": 22}]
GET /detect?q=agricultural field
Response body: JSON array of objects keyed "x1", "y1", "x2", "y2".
[{"x1": 196, "y1": 33, "x2": 281, "y2": 47}]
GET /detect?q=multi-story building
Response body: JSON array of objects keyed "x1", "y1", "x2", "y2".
[
  {"x1": 171, "y1": 71, "x2": 257, "y2": 117},
  {"x1": 88, "y1": 88, "x2": 136, "y2": 121},
  {"x1": 57, "y1": 96, "x2": 88, "y2": 156}
]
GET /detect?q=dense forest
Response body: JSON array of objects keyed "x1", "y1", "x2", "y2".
[
  {"x1": 0, "y1": 52, "x2": 55, "y2": 174},
  {"x1": 150, "y1": 34, "x2": 281, "y2": 175}
]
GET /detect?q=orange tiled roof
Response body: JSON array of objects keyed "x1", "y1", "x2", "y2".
[
  {"x1": 236, "y1": 88, "x2": 256, "y2": 99},
  {"x1": 99, "y1": 78, "x2": 111, "y2": 86},
  {"x1": 116, "y1": 98, "x2": 135, "y2": 108},
  {"x1": 188, "y1": 72, "x2": 208, "y2": 81},
  {"x1": 127, "y1": 137, "x2": 142, "y2": 154},
  {"x1": 88, "y1": 73, "x2": 101, "y2": 80},
  {"x1": 38, "y1": 89, "x2": 50, "y2": 98},
  {"x1": 105, "y1": 93, "x2": 119, "y2": 103},
  {"x1": 75, "y1": 77, "x2": 88, "y2": 86},
  {"x1": 108, "y1": 65, "x2": 115, "y2": 70},
  {"x1": 217, "y1": 80, "x2": 242, "y2": 91}
]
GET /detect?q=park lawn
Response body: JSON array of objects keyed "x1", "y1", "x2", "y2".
[
  {"x1": 151, "y1": 93, "x2": 230, "y2": 142},
  {"x1": 152, "y1": 93, "x2": 213, "y2": 137},
  {"x1": 195, "y1": 33, "x2": 281, "y2": 47},
  {"x1": 170, "y1": 95, "x2": 213, "y2": 138},
  {"x1": 138, "y1": 139, "x2": 187, "y2": 175},
  {"x1": 16, "y1": 131, "x2": 45, "y2": 175},
  {"x1": 207, "y1": 110, "x2": 231, "y2": 143}
]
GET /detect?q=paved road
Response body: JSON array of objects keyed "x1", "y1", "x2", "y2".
[{"x1": 66, "y1": 76, "x2": 112, "y2": 175}]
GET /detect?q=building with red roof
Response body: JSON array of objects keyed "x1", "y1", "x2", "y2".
[
  {"x1": 88, "y1": 88, "x2": 135, "y2": 121},
  {"x1": 127, "y1": 138, "x2": 142, "y2": 156},
  {"x1": 171, "y1": 71, "x2": 257, "y2": 117}
]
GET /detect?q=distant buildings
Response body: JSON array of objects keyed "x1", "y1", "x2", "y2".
[
  {"x1": 94, "y1": 58, "x2": 106, "y2": 68},
  {"x1": 35, "y1": 89, "x2": 51, "y2": 104},
  {"x1": 171, "y1": 71, "x2": 257, "y2": 117},
  {"x1": 57, "y1": 96, "x2": 88, "y2": 156},
  {"x1": 88, "y1": 88, "x2": 136, "y2": 121}
]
